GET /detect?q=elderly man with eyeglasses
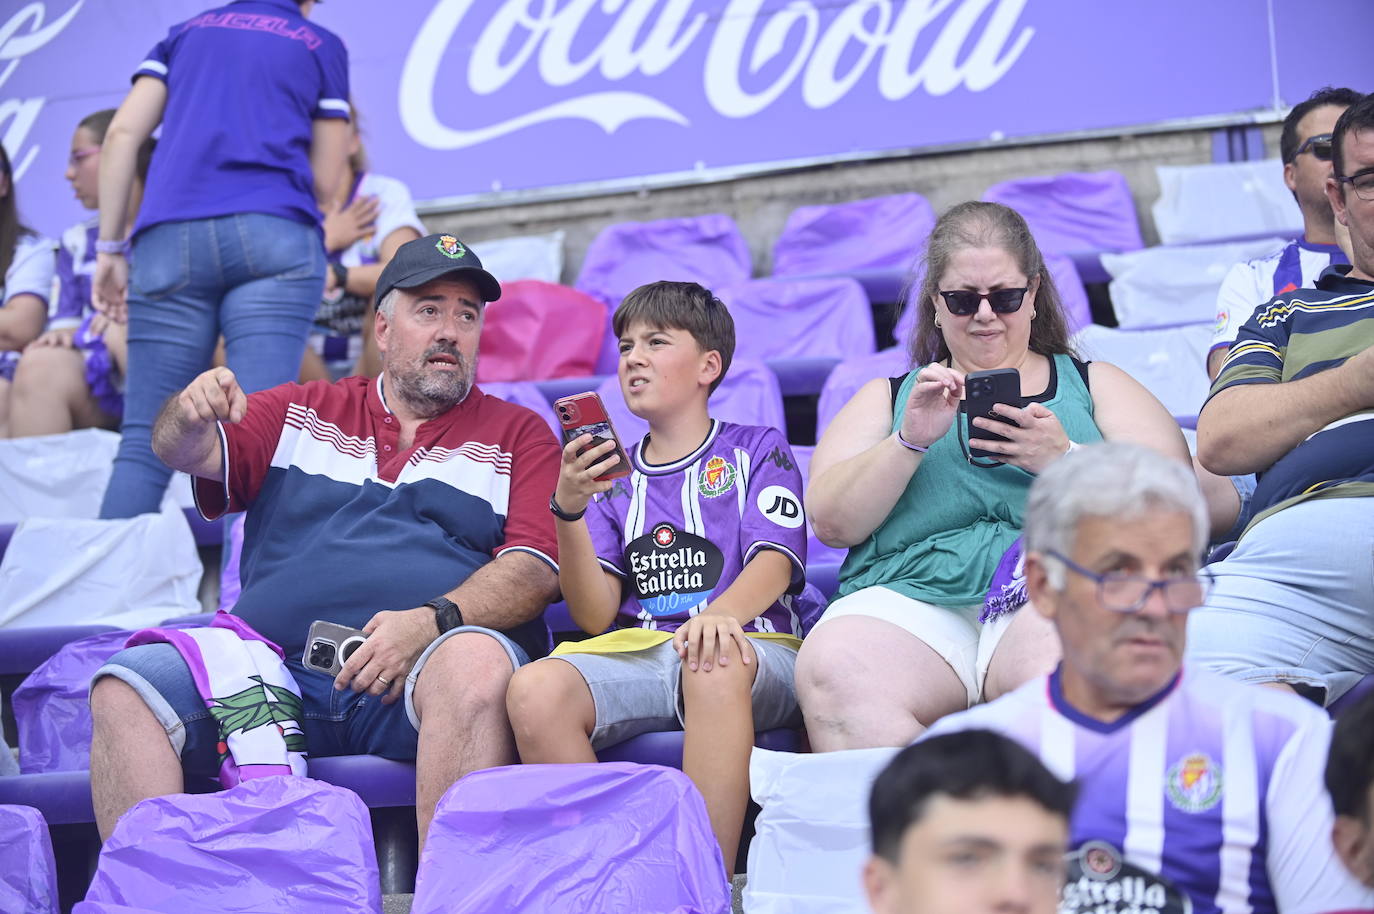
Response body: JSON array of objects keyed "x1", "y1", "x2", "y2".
[
  {"x1": 1192, "y1": 92, "x2": 1374, "y2": 716},
  {"x1": 923, "y1": 442, "x2": 1372, "y2": 914}
]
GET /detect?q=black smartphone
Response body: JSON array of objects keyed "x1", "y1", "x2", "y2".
[{"x1": 961, "y1": 368, "x2": 1022, "y2": 462}]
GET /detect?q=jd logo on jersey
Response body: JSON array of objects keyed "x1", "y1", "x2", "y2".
[{"x1": 757, "y1": 485, "x2": 803, "y2": 529}]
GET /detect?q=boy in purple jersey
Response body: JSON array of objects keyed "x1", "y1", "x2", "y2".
[{"x1": 507, "y1": 281, "x2": 823, "y2": 874}]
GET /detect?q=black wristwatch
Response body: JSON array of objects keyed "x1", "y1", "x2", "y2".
[
  {"x1": 549, "y1": 494, "x2": 587, "y2": 522},
  {"x1": 330, "y1": 261, "x2": 348, "y2": 290},
  {"x1": 426, "y1": 596, "x2": 464, "y2": 635}
]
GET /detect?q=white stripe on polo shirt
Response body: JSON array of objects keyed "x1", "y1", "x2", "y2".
[
  {"x1": 137, "y1": 59, "x2": 168, "y2": 76},
  {"x1": 400, "y1": 447, "x2": 512, "y2": 515},
  {"x1": 317, "y1": 98, "x2": 349, "y2": 113}
]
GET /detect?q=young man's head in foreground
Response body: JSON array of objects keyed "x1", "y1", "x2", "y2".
[{"x1": 866, "y1": 730, "x2": 1075, "y2": 914}]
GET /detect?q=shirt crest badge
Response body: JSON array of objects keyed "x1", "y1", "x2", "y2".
[
  {"x1": 698, "y1": 455, "x2": 736, "y2": 498},
  {"x1": 435, "y1": 235, "x2": 466, "y2": 259},
  {"x1": 1165, "y1": 752, "x2": 1222, "y2": 813}
]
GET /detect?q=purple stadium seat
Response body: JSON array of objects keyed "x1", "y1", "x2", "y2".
[
  {"x1": 595, "y1": 357, "x2": 787, "y2": 445},
  {"x1": 772, "y1": 193, "x2": 935, "y2": 278},
  {"x1": 807, "y1": 563, "x2": 841, "y2": 600},
  {"x1": 815, "y1": 347, "x2": 911, "y2": 438},
  {"x1": 574, "y1": 214, "x2": 753, "y2": 373},
  {"x1": 411, "y1": 763, "x2": 728, "y2": 914},
  {"x1": 717, "y1": 277, "x2": 876, "y2": 362},
  {"x1": 0, "y1": 805, "x2": 59, "y2": 914},
  {"x1": 0, "y1": 624, "x2": 120, "y2": 678},
  {"x1": 982, "y1": 170, "x2": 1145, "y2": 257},
  {"x1": 0, "y1": 757, "x2": 416, "y2": 831},
  {"x1": 483, "y1": 380, "x2": 561, "y2": 441},
  {"x1": 80, "y1": 777, "x2": 382, "y2": 914},
  {"x1": 1329, "y1": 673, "x2": 1374, "y2": 719},
  {"x1": 791, "y1": 446, "x2": 847, "y2": 568},
  {"x1": 13, "y1": 629, "x2": 138, "y2": 774},
  {"x1": 477, "y1": 280, "x2": 605, "y2": 383},
  {"x1": 597, "y1": 727, "x2": 802, "y2": 767}
]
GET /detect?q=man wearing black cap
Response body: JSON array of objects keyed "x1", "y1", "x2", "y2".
[{"x1": 90, "y1": 234, "x2": 561, "y2": 849}]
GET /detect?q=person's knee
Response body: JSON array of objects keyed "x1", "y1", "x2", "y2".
[
  {"x1": 506, "y1": 660, "x2": 578, "y2": 731},
  {"x1": 680, "y1": 646, "x2": 755, "y2": 708},
  {"x1": 794, "y1": 633, "x2": 857, "y2": 709},
  {"x1": 413, "y1": 633, "x2": 515, "y2": 722},
  {"x1": 12, "y1": 346, "x2": 80, "y2": 399}
]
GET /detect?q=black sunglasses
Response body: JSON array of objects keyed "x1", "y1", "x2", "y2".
[
  {"x1": 938, "y1": 288, "x2": 1029, "y2": 316},
  {"x1": 1295, "y1": 133, "x2": 1333, "y2": 162}
]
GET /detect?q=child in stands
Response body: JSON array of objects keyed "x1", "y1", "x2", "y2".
[{"x1": 506, "y1": 280, "x2": 823, "y2": 874}]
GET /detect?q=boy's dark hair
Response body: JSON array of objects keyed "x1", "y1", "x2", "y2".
[
  {"x1": 612, "y1": 281, "x2": 735, "y2": 394},
  {"x1": 870, "y1": 730, "x2": 1077, "y2": 862},
  {"x1": 1332, "y1": 92, "x2": 1374, "y2": 184},
  {"x1": 1326, "y1": 688, "x2": 1374, "y2": 821}
]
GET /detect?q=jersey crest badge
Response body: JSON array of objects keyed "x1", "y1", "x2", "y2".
[
  {"x1": 1166, "y1": 752, "x2": 1222, "y2": 813},
  {"x1": 698, "y1": 456, "x2": 737, "y2": 498},
  {"x1": 435, "y1": 235, "x2": 466, "y2": 259}
]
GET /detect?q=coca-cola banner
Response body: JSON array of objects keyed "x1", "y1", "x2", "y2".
[{"x1": 6, "y1": 0, "x2": 1372, "y2": 237}]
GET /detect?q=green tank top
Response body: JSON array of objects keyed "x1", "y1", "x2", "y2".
[{"x1": 836, "y1": 353, "x2": 1102, "y2": 608}]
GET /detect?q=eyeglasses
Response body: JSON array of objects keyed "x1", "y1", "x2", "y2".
[
  {"x1": 68, "y1": 146, "x2": 100, "y2": 168},
  {"x1": 937, "y1": 287, "x2": 1029, "y2": 316},
  {"x1": 1336, "y1": 171, "x2": 1374, "y2": 202},
  {"x1": 1295, "y1": 133, "x2": 1333, "y2": 162},
  {"x1": 1046, "y1": 550, "x2": 1212, "y2": 614}
]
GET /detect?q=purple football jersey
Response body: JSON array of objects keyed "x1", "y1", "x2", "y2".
[{"x1": 586, "y1": 420, "x2": 823, "y2": 635}]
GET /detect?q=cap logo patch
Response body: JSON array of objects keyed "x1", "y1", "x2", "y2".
[{"x1": 436, "y1": 235, "x2": 466, "y2": 260}]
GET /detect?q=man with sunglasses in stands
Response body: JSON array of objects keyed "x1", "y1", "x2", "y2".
[
  {"x1": 1207, "y1": 87, "x2": 1361, "y2": 381},
  {"x1": 925, "y1": 443, "x2": 1372, "y2": 914},
  {"x1": 1193, "y1": 94, "x2": 1374, "y2": 713}
]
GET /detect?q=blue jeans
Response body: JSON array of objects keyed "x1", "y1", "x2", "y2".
[
  {"x1": 1187, "y1": 496, "x2": 1374, "y2": 705},
  {"x1": 92, "y1": 626, "x2": 531, "y2": 779},
  {"x1": 100, "y1": 214, "x2": 324, "y2": 518}
]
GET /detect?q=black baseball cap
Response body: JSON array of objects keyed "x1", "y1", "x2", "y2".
[{"x1": 374, "y1": 233, "x2": 502, "y2": 306}]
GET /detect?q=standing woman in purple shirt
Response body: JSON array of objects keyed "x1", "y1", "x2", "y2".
[{"x1": 92, "y1": 0, "x2": 350, "y2": 517}]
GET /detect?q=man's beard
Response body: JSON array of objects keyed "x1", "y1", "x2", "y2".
[{"x1": 387, "y1": 345, "x2": 474, "y2": 418}]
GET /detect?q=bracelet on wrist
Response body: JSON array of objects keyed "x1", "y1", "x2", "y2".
[
  {"x1": 330, "y1": 261, "x2": 348, "y2": 289},
  {"x1": 895, "y1": 430, "x2": 931, "y2": 454},
  {"x1": 1063, "y1": 440, "x2": 1082, "y2": 457},
  {"x1": 95, "y1": 239, "x2": 129, "y2": 256},
  {"x1": 549, "y1": 494, "x2": 587, "y2": 522}
]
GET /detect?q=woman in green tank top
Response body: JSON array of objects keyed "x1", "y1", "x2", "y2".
[{"x1": 797, "y1": 202, "x2": 1192, "y2": 752}]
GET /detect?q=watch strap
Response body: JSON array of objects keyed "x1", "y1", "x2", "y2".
[{"x1": 425, "y1": 596, "x2": 463, "y2": 634}]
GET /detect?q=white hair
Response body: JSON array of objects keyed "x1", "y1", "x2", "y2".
[
  {"x1": 377, "y1": 288, "x2": 400, "y2": 320},
  {"x1": 1024, "y1": 443, "x2": 1208, "y2": 589}
]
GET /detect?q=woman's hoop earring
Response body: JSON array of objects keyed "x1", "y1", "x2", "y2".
[{"x1": 934, "y1": 318, "x2": 942, "y2": 329}]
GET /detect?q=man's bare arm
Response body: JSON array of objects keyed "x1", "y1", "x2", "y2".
[
  {"x1": 152, "y1": 367, "x2": 247, "y2": 479},
  {"x1": 446, "y1": 550, "x2": 560, "y2": 631},
  {"x1": 1197, "y1": 347, "x2": 1374, "y2": 476}
]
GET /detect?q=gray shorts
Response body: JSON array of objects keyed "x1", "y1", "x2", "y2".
[{"x1": 550, "y1": 638, "x2": 802, "y2": 750}]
